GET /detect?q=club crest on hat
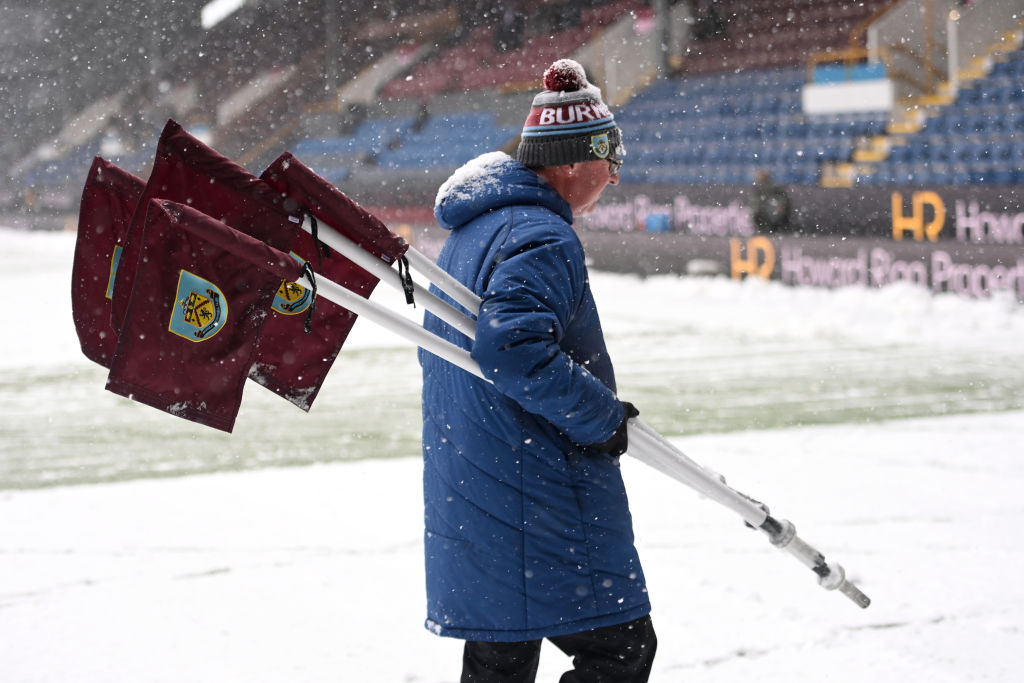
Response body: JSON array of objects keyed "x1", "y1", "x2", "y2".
[
  {"x1": 272, "y1": 252, "x2": 313, "y2": 315},
  {"x1": 591, "y1": 133, "x2": 610, "y2": 159},
  {"x1": 169, "y1": 270, "x2": 227, "y2": 341}
]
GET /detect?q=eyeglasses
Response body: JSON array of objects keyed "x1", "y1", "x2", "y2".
[{"x1": 607, "y1": 156, "x2": 623, "y2": 176}]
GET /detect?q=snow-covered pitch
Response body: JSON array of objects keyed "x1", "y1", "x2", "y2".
[{"x1": 2, "y1": 227, "x2": 1023, "y2": 681}]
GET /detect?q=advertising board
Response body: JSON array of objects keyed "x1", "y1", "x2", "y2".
[{"x1": 578, "y1": 184, "x2": 1024, "y2": 302}]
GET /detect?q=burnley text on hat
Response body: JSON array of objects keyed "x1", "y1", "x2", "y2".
[{"x1": 514, "y1": 59, "x2": 624, "y2": 168}]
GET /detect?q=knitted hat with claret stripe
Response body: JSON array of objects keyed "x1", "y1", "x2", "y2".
[{"x1": 514, "y1": 59, "x2": 624, "y2": 168}]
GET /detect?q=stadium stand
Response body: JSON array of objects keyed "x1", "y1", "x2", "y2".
[
  {"x1": 291, "y1": 114, "x2": 420, "y2": 183},
  {"x1": 6, "y1": 0, "x2": 1023, "y2": 222},
  {"x1": 616, "y1": 66, "x2": 888, "y2": 186},
  {"x1": 377, "y1": 0, "x2": 646, "y2": 99},
  {"x1": 680, "y1": 0, "x2": 891, "y2": 74},
  {"x1": 287, "y1": 1, "x2": 644, "y2": 186},
  {"x1": 302, "y1": 0, "x2": 902, "y2": 190},
  {"x1": 606, "y1": 0, "x2": 896, "y2": 187},
  {"x1": 4, "y1": 0, "x2": 443, "y2": 207},
  {"x1": 855, "y1": 46, "x2": 1024, "y2": 187},
  {"x1": 372, "y1": 111, "x2": 521, "y2": 170}
]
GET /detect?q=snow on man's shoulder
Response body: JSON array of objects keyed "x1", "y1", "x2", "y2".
[{"x1": 435, "y1": 152, "x2": 516, "y2": 208}]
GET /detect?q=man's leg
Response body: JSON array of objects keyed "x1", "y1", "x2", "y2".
[
  {"x1": 461, "y1": 639, "x2": 543, "y2": 683},
  {"x1": 548, "y1": 615, "x2": 657, "y2": 683}
]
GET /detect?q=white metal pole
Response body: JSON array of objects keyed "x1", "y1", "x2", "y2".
[
  {"x1": 296, "y1": 273, "x2": 485, "y2": 381},
  {"x1": 301, "y1": 241, "x2": 769, "y2": 526},
  {"x1": 299, "y1": 215, "x2": 477, "y2": 339},
  {"x1": 403, "y1": 247, "x2": 481, "y2": 315},
  {"x1": 299, "y1": 212, "x2": 869, "y2": 608},
  {"x1": 626, "y1": 417, "x2": 770, "y2": 527},
  {"x1": 301, "y1": 220, "x2": 765, "y2": 526}
]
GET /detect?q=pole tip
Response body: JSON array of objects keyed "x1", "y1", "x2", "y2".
[{"x1": 840, "y1": 580, "x2": 871, "y2": 609}]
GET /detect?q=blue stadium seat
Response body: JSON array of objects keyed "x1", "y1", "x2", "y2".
[{"x1": 888, "y1": 145, "x2": 912, "y2": 163}]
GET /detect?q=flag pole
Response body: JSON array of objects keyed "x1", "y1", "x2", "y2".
[
  {"x1": 297, "y1": 236, "x2": 871, "y2": 609},
  {"x1": 402, "y1": 246, "x2": 480, "y2": 315},
  {"x1": 296, "y1": 272, "x2": 486, "y2": 382},
  {"x1": 626, "y1": 417, "x2": 871, "y2": 608},
  {"x1": 299, "y1": 215, "x2": 477, "y2": 339}
]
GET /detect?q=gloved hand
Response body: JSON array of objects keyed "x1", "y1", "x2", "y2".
[{"x1": 581, "y1": 401, "x2": 639, "y2": 458}]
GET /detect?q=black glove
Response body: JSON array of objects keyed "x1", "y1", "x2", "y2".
[{"x1": 582, "y1": 401, "x2": 639, "y2": 458}]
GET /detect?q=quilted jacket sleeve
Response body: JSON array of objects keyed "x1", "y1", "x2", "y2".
[{"x1": 470, "y1": 217, "x2": 623, "y2": 446}]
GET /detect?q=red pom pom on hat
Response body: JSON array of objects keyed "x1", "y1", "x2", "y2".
[{"x1": 543, "y1": 59, "x2": 588, "y2": 92}]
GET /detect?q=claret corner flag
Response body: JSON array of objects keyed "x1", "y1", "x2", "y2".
[
  {"x1": 103, "y1": 119, "x2": 353, "y2": 412},
  {"x1": 71, "y1": 157, "x2": 145, "y2": 368},
  {"x1": 105, "y1": 199, "x2": 306, "y2": 433},
  {"x1": 260, "y1": 151, "x2": 409, "y2": 265},
  {"x1": 74, "y1": 121, "x2": 423, "y2": 428}
]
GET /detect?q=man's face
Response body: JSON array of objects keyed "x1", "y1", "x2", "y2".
[{"x1": 561, "y1": 159, "x2": 619, "y2": 215}]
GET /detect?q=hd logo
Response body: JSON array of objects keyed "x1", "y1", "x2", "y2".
[
  {"x1": 729, "y1": 236, "x2": 776, "y2": 280},
  {"x1": 169, "y1": 270, "x2": 227, "y2": 341},
  {"x1": 892, "y1": 191, "x2": 945, "y2": 242}
]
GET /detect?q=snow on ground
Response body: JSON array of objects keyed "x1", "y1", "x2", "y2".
[
  {"x1": 2, "y1": 412, "x2": 1023, "y2": 682},
  {"x1": 2, "y1": 226, "x2": 1023, "y2": 681}
]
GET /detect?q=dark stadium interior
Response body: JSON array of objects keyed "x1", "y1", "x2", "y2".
[{"x1": 3, "y1": 0, "x2": 1021, "y2": 226}]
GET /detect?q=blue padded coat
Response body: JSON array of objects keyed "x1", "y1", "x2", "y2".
[{"x1": 419, "y1": 153, "x2": 650, "y2": 642}]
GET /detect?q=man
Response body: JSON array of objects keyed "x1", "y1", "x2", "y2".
[
  {"x1": 751, "y1": 169, "x2": 792, "y2": 233},
  {"x1": 420, "y1": 59, "x2": 656, "y2": 682}
]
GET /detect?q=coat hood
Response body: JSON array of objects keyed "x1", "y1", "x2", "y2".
[{"x1": 433, "y1": 152, "x2": 572, "y2": 231}]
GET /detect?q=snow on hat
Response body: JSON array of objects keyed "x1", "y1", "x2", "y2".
[{"x1": 514, "y1": 59, "x2": 624, "y2": 168}]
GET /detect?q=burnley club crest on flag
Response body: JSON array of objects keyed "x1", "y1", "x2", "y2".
[
  {"x1": 271, "y1": 253, "x2": 313, "y2": 315},
  {"x1": 169, "y1": 270, "x2": 227, "y2": 341}
]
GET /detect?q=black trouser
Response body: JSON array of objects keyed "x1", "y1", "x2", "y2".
[{"x1": 461, "y1": 615, "x2": 657, "y2": 683}]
